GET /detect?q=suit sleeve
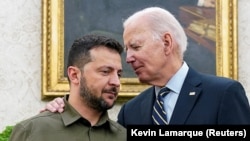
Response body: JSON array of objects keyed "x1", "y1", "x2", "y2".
[{"x1": 218, "y1": 81, "x2": 250, "y2": 124}]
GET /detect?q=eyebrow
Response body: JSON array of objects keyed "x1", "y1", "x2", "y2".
[{"x1": 99, "y1": 65, "x2": 123, "y2": 72}]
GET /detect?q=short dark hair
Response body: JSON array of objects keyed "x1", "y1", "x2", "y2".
[{"x1": 67, "y1": 34, "x2": 123, "y2": 69}]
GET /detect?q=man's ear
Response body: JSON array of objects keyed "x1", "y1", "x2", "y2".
[
  {"x1": 163, "y1": 32, "x2": 173, "y2": 53},
  {"x1": 67, "y1": 66, "x2": 81, "y2": 84}
]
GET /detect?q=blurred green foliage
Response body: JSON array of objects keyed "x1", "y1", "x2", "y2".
[{"x1": 0, "y1": 126, "x2": 13, "y2": 141}]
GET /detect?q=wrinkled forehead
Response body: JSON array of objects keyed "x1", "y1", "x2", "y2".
[{"x1": 123, "y1": 26, "x2": 153, "y2": 48}]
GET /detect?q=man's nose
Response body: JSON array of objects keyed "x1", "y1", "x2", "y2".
[
  {"x1": 125, "y1": 50, "x2": 134, "y2": 63},
  {"x1": 109, "y1": 74, "x2": 121, "y2": 87}
]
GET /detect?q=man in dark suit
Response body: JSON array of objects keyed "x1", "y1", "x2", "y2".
[
  {"x1": 118, "y1": 6, "x2": 250, "y2": 126},
  {"x1": 42, "y1": 5, "x2": 250, "y2": 126}
]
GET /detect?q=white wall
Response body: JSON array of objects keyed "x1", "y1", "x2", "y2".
[
  {"x1": 0, "y1": 1, "x2": 45, "y2": 131},
  {"x1": 0, "y1": 0, "x2": 250, "y2": 131},
  {"x1": 238, "y1": 0, "x2": 250, "y2": 97}
]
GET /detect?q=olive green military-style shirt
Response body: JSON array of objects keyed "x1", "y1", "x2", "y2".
[{"x1": 9, "y1": 95, "x2": 126, "y2": 141}]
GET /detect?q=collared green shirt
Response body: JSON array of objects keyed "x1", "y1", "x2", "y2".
[{"x1": 9, "y1": 95, "x2": 126, "y2": 141}]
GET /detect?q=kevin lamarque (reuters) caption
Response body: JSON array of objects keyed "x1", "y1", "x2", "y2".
[{"x1": 127, "y1": 125, "x2": 250, "y2": 140}]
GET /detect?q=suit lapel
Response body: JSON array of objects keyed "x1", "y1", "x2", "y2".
[
  {"x1": 170, "y1": 68, "x2": 202, "y2": 124},
  {"x1": 139, "y1": 87, "x2": 155, "y2": 124}
]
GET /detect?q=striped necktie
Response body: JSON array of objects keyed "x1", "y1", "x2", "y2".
[{"x1": 152, "y1": 87, "x2": 171, "y2": 125}]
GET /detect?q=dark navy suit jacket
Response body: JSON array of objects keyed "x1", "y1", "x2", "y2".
[{"x1": 117, "y1": 67, "x2": 250, "y2": 127}]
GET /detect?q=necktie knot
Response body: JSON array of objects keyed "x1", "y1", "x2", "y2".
[{"x1": 159, "y1": 87, "x2": 171, "y2": 97}]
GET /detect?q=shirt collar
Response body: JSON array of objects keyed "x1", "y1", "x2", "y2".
[
  {"x1": 155, "y1": 61, "x2": 189, "y2": 94},
  {"x1": 61, "y1": 95, "x2": 110, "y2": 127}
]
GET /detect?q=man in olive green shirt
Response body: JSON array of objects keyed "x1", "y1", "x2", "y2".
[{"x1": 9, "y1": 35, "x2": 126, "y2": 141}]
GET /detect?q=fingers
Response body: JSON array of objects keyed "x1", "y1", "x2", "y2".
[
  {"x1": 48, "y1": 97, "x2": 65, "y2": 113},
  {"x1": 56, "y1": 97, "x2": 65, "y2": 113},
  {"x1": 54, "y1": 97, "x2": 65, "y2": 107},
  {"x1": 39, "y1": 108, "x2": 46, "y2": 113},
  {"x1": 46, "y1": 102, "x2": 59, "y2": 112},
  {"x1": 40, "y1": 97, "x2": 65, "y2": 113}
]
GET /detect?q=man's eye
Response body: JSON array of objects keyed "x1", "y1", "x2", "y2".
[
  {"x1": 132, "y1": 46, "x2": 140, "y2": 50},
  {"x1": 118, "y1": 72, "x2": 122, "y2": 78},
  {"x1": 102, "y1": 70, "x2": 109, "y2": 74}
]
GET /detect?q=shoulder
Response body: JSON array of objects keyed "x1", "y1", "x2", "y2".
[
  {"x1": 13, "y1": 111, "x2": 61, "y2": 133},
  {"x1": 200, "y1": 72, "x2": 241, "y2": 87},
  {"x1": 188, "y1": 67, "x2": 241, "y2": 87}
]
